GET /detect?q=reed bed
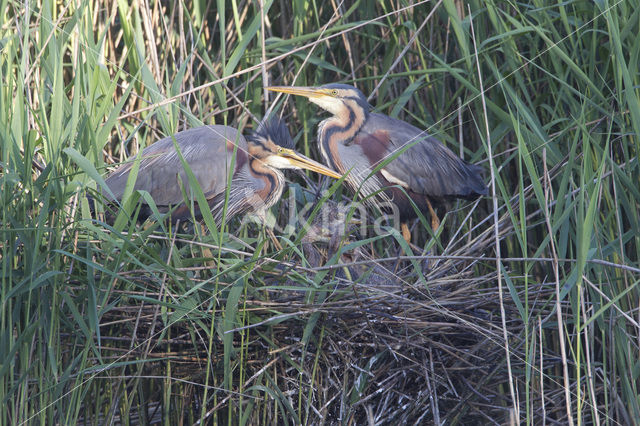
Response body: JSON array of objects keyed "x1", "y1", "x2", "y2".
[{"x1": 1, "y1": 0, "x2": 639, "y2": 424}]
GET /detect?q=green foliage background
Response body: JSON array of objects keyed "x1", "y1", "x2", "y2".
[{"x1": 1, "y1": 0, "x2": 639, "y2": 424}]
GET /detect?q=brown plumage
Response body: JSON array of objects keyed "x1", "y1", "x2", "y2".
[{"x1": 268, "y1": 84, "x2": 487, "y2": 240}]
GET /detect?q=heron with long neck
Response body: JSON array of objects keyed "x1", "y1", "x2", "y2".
[
  {"x1": 268, "y1": 84, "x2": 487, "y2": 242},
  {"x1": 102, "y1": 118, "x2": 342, "y2": 232}
]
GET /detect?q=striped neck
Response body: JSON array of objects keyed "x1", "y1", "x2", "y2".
[
  {"x1": 249, "y1": 159, "x2": 285, "y2": 210},
  {"x1": 318, "y1": 99, "x2": 368, "y2": 172}
]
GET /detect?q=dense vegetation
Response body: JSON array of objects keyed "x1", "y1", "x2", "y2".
[{"x1": 1, "y1": 0, "x2": 639, "y2": 424}]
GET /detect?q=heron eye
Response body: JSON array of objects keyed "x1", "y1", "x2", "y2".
[{"x1": 331, "y1": 89, "x2": 338, "y2": 96}]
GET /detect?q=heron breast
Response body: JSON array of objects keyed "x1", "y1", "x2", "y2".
[{"x1": 353, "y1": 129, "x2": 391, "y2": 166}]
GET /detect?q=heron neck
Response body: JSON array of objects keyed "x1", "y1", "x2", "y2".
[
  {"x1": 319, "y1": 101, "x2": 368, "y2": 172},
  {"x1": 249, "y1": 159, "x2": 285, "y2": 209}
]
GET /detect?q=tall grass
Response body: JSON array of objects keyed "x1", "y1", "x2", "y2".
[{"x1": 1, "y1": 0, "x2": 639, "y2": 424}]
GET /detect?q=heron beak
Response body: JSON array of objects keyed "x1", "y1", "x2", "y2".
[
  {"x1": 267, "y1": 86, "x2": 330, "y2": 99},
  {"x1": 279, "y1": 148, "x2": 342, "y2": 179}
]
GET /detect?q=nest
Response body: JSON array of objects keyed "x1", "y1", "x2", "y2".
[{"x1": 89, "y1": 200, "x2": 562, "y2": 425}]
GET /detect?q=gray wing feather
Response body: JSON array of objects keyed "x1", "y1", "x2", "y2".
[
  {"x1": 361, "y1": 113, "x2": 487, "y2": 198},
  {"x1": 105, "y1": 125, "x2": 247, "y2": 206}
]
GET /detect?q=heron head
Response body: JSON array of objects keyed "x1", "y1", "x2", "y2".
[
  {"x1": 267, "y1": 84, "x2": 370, "y2": 116},
  {"x1": 248, "y1": 117, "x2": 342, "y2": 179}
]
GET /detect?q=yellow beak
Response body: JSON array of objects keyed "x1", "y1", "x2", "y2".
[
  {"x1": 279, "y1": 148, "x2": 342, "y2": 179},
  {"x1": 267, "y1": 86, "x2": 330, "y2": 99}
]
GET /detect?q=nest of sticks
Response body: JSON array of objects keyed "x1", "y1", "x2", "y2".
[{"x1": 87, "y1": 195, "x2": 567, "y2": 424}]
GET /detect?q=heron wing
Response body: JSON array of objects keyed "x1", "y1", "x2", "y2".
[
  {"x1": 105, "y1": 125, "x2": 250, "y2": 207},
  {"x1": 354, "y1": 113, "x2": 487, "y2": 199}
]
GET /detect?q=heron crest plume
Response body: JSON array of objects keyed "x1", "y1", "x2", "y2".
[{"x1": 249, "y1": 117, "x2": 295, "y2": 151}]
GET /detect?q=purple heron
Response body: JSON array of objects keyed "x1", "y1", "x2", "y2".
[
  {"x1": 102, "y1": 118, "x2": 342, "y2": 227},
  {"x1": 268, "y1": 84, "x2": 487, "y2": 241}
]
